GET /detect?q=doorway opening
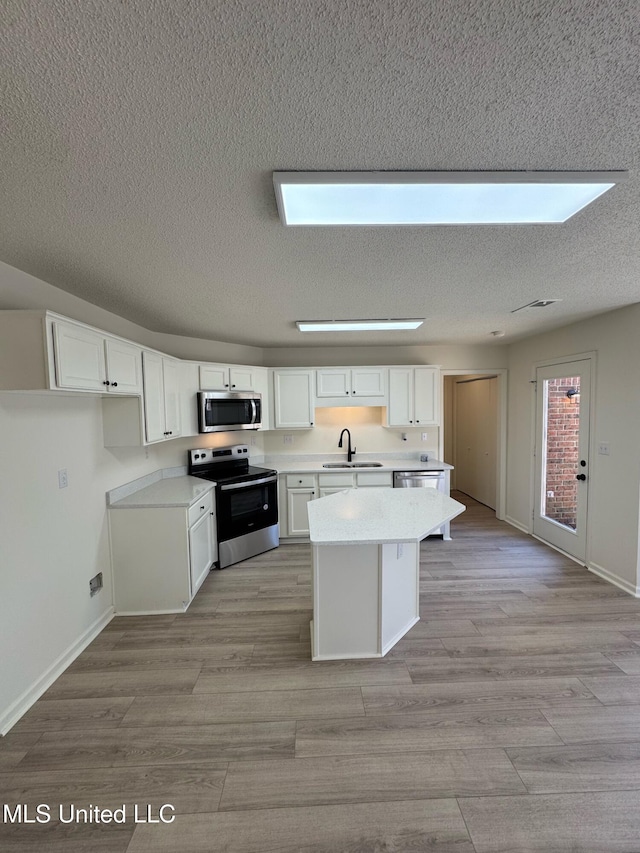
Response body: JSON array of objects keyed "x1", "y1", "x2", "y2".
[{"x1": 442, "y1": 371, "x2": 505, "y2": 517}]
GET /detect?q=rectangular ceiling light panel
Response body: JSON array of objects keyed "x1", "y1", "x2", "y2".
[
  {"x1": 296, "y1": 319, "x2": 424, "y2": 332},
  {"x1": 274, "y1": 171, "x2": 623, "y2": 226}
]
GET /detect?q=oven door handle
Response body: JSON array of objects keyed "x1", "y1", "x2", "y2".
[{"x1": 219, "y1": 475, "x2": 278, "y2": 491}]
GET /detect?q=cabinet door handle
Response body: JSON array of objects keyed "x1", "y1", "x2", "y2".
[
  {"x1": 111, "y1": 381, "x2": 118, "y2": 387},
  {"x1": 210, "y1": 511, "x2": 214, "y2": 516},
  {"x1": 345, "y1": 391, "x2": 349, "y2": 395},
  {"x1": 103, "y1": 380, "x2": 110, "y2": 386},
  {"x1": 200, "y1": 505, "x2": 205, "y2": 510}
]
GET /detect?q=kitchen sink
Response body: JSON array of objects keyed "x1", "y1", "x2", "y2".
[{"x1": 322, "y1": 462, "x2": 384, "y2": 468}]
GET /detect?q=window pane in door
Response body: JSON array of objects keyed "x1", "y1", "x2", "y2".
[{"x1": 542, "y1": 376, "x2": 580, "y2": 530}]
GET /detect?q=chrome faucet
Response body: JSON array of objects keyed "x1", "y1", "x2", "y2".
[{"x1": 338, "y1": 428, "x2": 356, "y2": 462}]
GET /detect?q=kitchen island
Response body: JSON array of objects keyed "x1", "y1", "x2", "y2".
[{"x1": 307, "y1": 488, "x2": 465, "y2": 660}]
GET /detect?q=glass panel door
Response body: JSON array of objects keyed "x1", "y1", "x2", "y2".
[{"x1": 533, "y1": 358, "x2": 591, "y2": 562}]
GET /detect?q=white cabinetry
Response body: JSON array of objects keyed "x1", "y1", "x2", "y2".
[
  {"x1": 143, "y1": 352, "x2": 182, "y2": 443},
  {"x1": 273, "y1": 370, "x2": 315, "y2": 429},
  {"x1": 387, "y1": 367, "x2": 440, "y2": 427},
  {"x1": 279, "y1": 470, "x2": 394, "y2": 538},
  {"x1": 199, "y1": 364, "x2": 256, "y2": 391},
  {"x1": 110, "y1": 488, "x2": 217, "y2": 614},
  {"x1": 316, "y1": 367, "x2": 386, "y2": 400},
  {"x1": 282, "y1": 474, "x2": 317, "y2": 536},
  {"x1": 52, "y1": 319, "x2": 143, "y2": 394},
  {"x1": 317, "y1": 471, "x2": 354, "y2": 498}
]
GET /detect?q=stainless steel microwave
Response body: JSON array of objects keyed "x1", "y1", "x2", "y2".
[{"x1": 197, "y1": 390, "x2": 262, "y2": 433}]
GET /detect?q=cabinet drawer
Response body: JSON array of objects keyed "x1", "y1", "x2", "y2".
[
  {"x1": 318, "y1": 472, "x2": 355, "y2": 488},
  {"x1": 356, "y1": 471, "x2": 393, "y2": 487},
  {"x1": 286, "y1": 474, "x2": 316, "y2": 488},
  {"x1": 188, "y1": 490, "x2": 213, "y2": 527}
]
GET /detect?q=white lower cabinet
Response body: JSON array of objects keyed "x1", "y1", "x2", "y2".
[
  {"x1": 284, "y1": 474, "x2": 318, "y2": 536},
  {"x1": 280, "y1": 470, "x2": 394, "y2": 539},
  {"x1": 110, "y1": 488, "x2": 217, "y2": 614}
]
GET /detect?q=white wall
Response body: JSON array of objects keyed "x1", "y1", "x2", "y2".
[
  {"x1": 265, "y1": 343, "x2": 508, "y2": 369},
  {"x1": 0, "y1": 388, "x2": 260, "y2": 733},
  {"x1": 506, "y1": 304, "x2": 640, "y2": 592},
  {"x1": 0, "y1": 261, "x2": 264, "y2": 366}
]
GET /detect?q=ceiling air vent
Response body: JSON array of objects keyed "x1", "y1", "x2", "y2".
[{"x1": 511, "y1": 299, "x2": 562, "y2": 313}]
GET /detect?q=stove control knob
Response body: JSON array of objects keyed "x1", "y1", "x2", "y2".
[{"x1": 263, "y1": 504, "x2": 269, "y2": 511}]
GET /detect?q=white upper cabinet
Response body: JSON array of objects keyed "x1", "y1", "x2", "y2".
[
  {"x1": 199, "y1": 363, "x2": 256, "y2": 391},
  {"x1": 53, "y1": 320, "x2": 143, "y2": 394},
  {"x1": 143, "y1": 352, "x2": 182, "y2": 442},
  {"x1": 316, "y1": 368, "x2": 350, "y2": 398},
  {"x1": 315, "y1": 367, "x2": 386, "y2": 406},
  {"x1": 273, "y1": 370, "x2": 315, "y2": 428},
  {"x1": 352, "y1": 367, "x2": 386, "y2": 397},
  {"x1": 53, "y1": 322, "x2": 106, "y2": 391},
  {"x1": 387, "y1": 366, "x2": 440, "y2": 426},
  {"x1": 103, "y1": 337, "x2": 144, "y2": 394}
]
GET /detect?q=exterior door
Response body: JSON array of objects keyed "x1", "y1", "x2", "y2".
[{"x1": 533, "y1": 358, "x2": 591, "y2": 562}]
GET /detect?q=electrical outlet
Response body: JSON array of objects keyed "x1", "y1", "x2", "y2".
[
  {"x1": 250, "y1": 435, "x2": 257, "y2": 446},
  {"x1": 421, "y1": 432, "x2": 428, "y2": 441},
  {"x1": 283, "y1": 434, "x2": 293, "y2": 445},
  {"x1": 58, "y1": 469, "x2": 68, "y2": 489},
  {"x1": 598, "y1": 442, "x2": 610, "y2": 456}
]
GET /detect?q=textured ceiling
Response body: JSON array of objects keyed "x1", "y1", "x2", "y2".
[{"x1": 1, "y1": 0, "x2": 639, "y2": 348}]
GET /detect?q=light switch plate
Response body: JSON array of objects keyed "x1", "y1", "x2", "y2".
[
  {"x1": 598, "y1": 442, "x2": 610, "y2": 455},
  {"x1": 58, "y1": 469, "x2": 68, "y2": 489}
]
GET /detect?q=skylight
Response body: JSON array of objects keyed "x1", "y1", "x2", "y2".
[{"x1": 274, "y1": 171, "x2": 624, "y2": 226}]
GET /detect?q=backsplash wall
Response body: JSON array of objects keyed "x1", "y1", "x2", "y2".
[{"x1": 262, "y1": 406, "x2": 439, "y2": 458}]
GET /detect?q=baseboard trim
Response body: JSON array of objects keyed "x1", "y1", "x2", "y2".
[
  {"x1": 0, "y1": 607, "x2": 115, "y2": 736},
  {"x1": 504, "y1": 515, "x2": 530, "y2": 534},
  {"x1": 588, "y1": 562, "x2": 640, "y2": 598}
]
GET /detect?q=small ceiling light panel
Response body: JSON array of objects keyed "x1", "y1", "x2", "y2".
[
  {"x1": 296, "y1": 319, "x2": 424, "y2": 332},
  {"x1": 273, "y1": 171, "x2": 625, "y2": 226}
]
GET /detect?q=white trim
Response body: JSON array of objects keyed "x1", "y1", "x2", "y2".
[
  {"x1": 440, "y1": 368, "x2": 507, "y2": 521},
  {"x1": 381, "y1": 616, "x2": 421, "y2": 657},
  {"x1": 0, "y1": 607, "x2": 115, "y2": 736},
  {"x1": 114, "y1": 607, "x2": 187, "y2": 616},
  {"x1": 505, "y1": 515, "x2": 530, "y2": 534},
  {"x1": 588, "y1": 562, "x2": 640, "y2": 598}
]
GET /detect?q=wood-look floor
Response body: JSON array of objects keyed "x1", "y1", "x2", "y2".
[{"x1": 3, "y1": 493, "x2": 640, "y2": 852}]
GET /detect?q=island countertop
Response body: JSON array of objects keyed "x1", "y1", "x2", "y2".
[{"x1": 307, "y1": 487, "x2": 465, "y2": 545}]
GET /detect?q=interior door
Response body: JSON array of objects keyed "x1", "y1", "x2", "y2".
[{"x1": 533, "y1": 358, "x2": 591, "y2": 562}]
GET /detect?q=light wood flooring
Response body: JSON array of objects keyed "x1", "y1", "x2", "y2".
[{"x1": 3, "y1": 493, "x2": 640, "y2": 852}]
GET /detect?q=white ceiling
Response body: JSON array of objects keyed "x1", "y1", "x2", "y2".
[{"x1": 1, "y1": 0, "x2": 638, "y2": 348}]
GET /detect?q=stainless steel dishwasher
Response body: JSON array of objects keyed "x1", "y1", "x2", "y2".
[{"x1": 393, "y1": 469, "x2": 448, "y2": 537}]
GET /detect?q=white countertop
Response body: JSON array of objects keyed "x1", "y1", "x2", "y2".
[
  {"x1": 264, "y1": 454, "x2": 453, "y2": 474},
  {"x1": 109, "y1": 475, "x2": 215, "y2": 509},
  {"x1": 307, "y1": 488, "x2": 465, "y2": 545}
]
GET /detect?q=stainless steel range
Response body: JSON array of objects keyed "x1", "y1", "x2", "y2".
[{"x1": 188, "y1": 444, "x2": 279, "y2": 568}]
